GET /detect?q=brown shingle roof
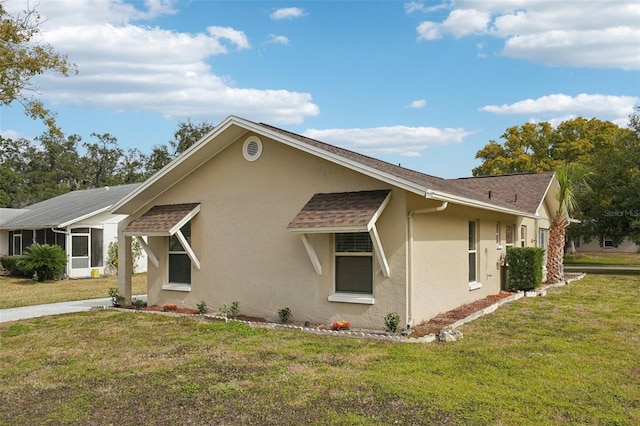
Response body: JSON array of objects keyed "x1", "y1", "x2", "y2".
[
  {"x1": 259, "y1": 122, "x2": 551, "y2": 214},
  {"x1": 124, "y1": 203, "x2": 200, "y2": 235},
  {"x1": 448, "y1": 172, "x2": 555, "y2": 215},
  {"x1": 288, "y1": 190, "x2": 391, "y2": 231}
]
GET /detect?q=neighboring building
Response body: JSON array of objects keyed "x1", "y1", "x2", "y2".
[
  {"x1": 0, "y1": 184, "x2": 145, "y2": 278},
  {"x1": 573, "y1": 236, "x2": 640, "y2": 253},
  {"x1": 112, "y1": 116, "x2": 562, "y2": 330}
]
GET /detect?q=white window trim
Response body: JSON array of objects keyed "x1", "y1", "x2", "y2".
[
  {"x1": 496, "y1": 222, "x2": 503, "y2": 250},
  {"x1": 162, "y1": 283, "x2": 191, "y2": 292},
  {"x1": 331, "y1": 233, "x2": 375, "y2": 303},
  {"x1": 328, "y1": 292, "x2": 375, "y2": 305},
  {"x1": 520, "y1": 225, "x2": 527, "y2": 247},
  {"x1": 469, "y1": 221, "x2": 482, "y2": 291},
  {"x1": 167, "y1": 224, "x2": 192, "y2": 288},
  {"x1": 469, "y1": 281, "x2": 483, "y2": 291}
]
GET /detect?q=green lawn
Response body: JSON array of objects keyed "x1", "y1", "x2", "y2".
[
  {"x1": 0, "y1": 274, "x2": 148, "y2": 309},
  {"x1": 1, "y1": 274, "x2": 638, "y2": 425},
  {"x1": 564, "y1": 251, "x2": 640, "y2": 266}
]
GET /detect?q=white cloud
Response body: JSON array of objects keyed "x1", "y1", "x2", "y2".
[
  {"x1": 480, "y1": 93, "x2": 639, "y2": 123},
  {"x1": 416, "y1": 0, "x2": 640, "y2": 70},
  {"x1": 303, "y1": 126, "x2": 470, "y2": 157},
  {"x1": 207, "y1": 26, "x2": 250, "y2": 50},
  {"x1": 0, "y1": 129, "x2": 23, "y2": 140},
  {"x1": 5, "y1": 0, "x2": 319, "y2": 124},
  {"x1": 267, "y1": 34, "x2": 290, "y2": 45},
  {"x1": 410, "y1": 99, "x2": 427, "y2": 108},
  {"x1": 270, "y1": 7, "x2": 306, "y2": 20}
]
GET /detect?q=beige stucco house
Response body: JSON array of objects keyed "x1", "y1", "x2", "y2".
[{"x1": 111, "y1": 116, "x2": 562, "y2": 330}]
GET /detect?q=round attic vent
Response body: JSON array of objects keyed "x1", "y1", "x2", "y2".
[{"x1": 242, "y1": 136, "x2": 263, "y2": 162}]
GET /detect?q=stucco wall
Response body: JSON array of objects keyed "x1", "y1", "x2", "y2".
[
  {"x1": 139, "y1": 132, "x2": 409, "y2": 329},
  {"x1": 408, "y1": 195, "x2": 518, "y2": 324}
]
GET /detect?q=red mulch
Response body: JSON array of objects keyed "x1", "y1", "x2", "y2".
[
  {"x1": 133, "y1": 291, "x2": 518, "y2": 338},
  {"x1": 410, "y1": 291, "x2": 513, "y2": 337},
  {"x1": 139, "y1": 305, "x2": 199, "y2": 315}
]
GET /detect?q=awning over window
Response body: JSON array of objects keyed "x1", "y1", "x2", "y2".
[
  {"x1": 287, "y1": 190, "x2": 391, "y2": 233},
  {"x1": 124, "y1": 203, "x2": 200, "y2": 236},
  {"x1": 123, "y1": 203, "x2": 201, "y2": 270},
  {"x1": 288, "y1": 190, "x2": 391, "y2": 277}
]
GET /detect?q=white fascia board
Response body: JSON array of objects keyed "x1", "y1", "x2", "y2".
[
  {"x1": 175, "y1": 229, "x2": 200, "y2": 271},
  {"x1": 236, "y1": 119, "x2": 429, "y2": 197},
  {"x1": 59, "y1": 206, "x2": 111, "y2": 228},
  {"x1": 534, "y1": 173, "x2": 557, "y2": 217},
  {"x1": 428, "y1": 190, "x2": 539, "y2": 219},
  {"x1": 289, "y1": 226, "x2": 368, "y2": 234},
  {"x1": 135, "y1": 236, "x2": 159, "y2": 268},
  {"x1": 110, "y1": 117, "x2": 240, "y2": 214}
]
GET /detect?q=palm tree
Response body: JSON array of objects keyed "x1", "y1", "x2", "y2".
[
  {"x1": 17, "y1": 243, "x2": 67, "y2": 282},
  {"x1": 546, "y1": 164, "x2": 591, "y2": 283}
]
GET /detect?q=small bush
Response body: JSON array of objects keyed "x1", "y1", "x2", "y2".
[
  {"x1": 219, "y1": 301, "x2": 240, "y2": 318},
  {"x1": 506, "y1": 247, "x2": 545, "y2": 291},
  {"x1": 132, "y1": 298, "x2": 146, "y2": 310},
  {"x1": 0, "y1": 256, "x2": 31, "y2": 277},
  {"x1": 384, "y1": 312, "x2": 401, "y2": 333},
  {"x1": 108, "y1": 288, "x2": 125, "y2": 307},
  {"x1": 17, "y1": 244, "x2": 66, "y2": 282},
  {"x1": 196, "y1": 301, "x2": 208, "y2": 314},
  {"x1": 278, "y1": 307, "x2": 292, "y2": 324}
]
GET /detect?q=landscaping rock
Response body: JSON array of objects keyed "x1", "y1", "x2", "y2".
[{"x1": 438, "y1": 327, "x2": 463, "y2": 342}]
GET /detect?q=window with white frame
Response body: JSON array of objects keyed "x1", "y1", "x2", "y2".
[
  {"x1": 334, "y1": 232, "x2": 373, "y2": 294},
  {"x1": 520, "y1": 225, "x2": 527, "y2": 247},
  {"x1": 496, "y1": 222, "x2": 502, "y2": 247},
  {"x1": 468, "y1": 221, "x2": 477, "y2": 283},
  {"x1": 505, "y1": 225, "x2": 514, "y2": 246},
  {"x1": 169, "y1": 221, "x2": 192, "y2": 285}
]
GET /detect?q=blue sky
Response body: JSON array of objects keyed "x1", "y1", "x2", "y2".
[{"x1": 1, "y1": 0, "x2": 639, "y2": 178}]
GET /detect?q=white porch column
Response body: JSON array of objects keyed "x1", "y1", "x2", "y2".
[{"x1": 117, "y1": 232, "x2": 133, "y2": 303}]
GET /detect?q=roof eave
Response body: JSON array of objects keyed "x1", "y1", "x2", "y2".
[{"x1": 59, "y1": 206, "x2": 112, "y2": 228}]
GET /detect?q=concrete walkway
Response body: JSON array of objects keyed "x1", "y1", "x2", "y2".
[
  {"x1": 564, "y1": 265, "x2": 640, "y2": 272},
  {"x1": 0, "y1": 295, "x2": 147, "y2": 323}
]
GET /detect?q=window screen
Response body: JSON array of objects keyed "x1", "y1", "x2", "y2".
[
  {"x1": 335, "y1": 232, "x2": 373, "y2": 294},
  {"x1": 169, "y1": 222, "x2": 191, "y2": 285}
]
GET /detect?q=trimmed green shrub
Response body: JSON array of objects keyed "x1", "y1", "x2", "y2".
[
  {"x1": 384, "y1": 312, "x2": 401, "y2": 333},
  {"x1": 0, "y1": 256, "x2": 31, "y2": 277},
  {"x1": 278, "y1": 307, "x2": 292, "y2": 324},
  {"x1": 17, "y1": 244, "x2": 67, "y2": 282},
  {"x1": 506, "y1": 247, "x2": 545, "y2": 292}
]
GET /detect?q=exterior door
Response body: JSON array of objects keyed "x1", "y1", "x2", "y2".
[{"x1": 71, "y1": 229, "x2": 91, "y2": 277}]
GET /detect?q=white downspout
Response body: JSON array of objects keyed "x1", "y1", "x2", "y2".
[{"x1": 407, "y1": 201, "x2": 448, "y2": 328}]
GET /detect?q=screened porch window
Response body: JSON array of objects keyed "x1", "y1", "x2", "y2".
[
  {"x1": 335, "y1": 232, "x2": 373, "y2": 294},
  {"x1": 169, "y1": 221, "x2": 191, "y2": 285}
]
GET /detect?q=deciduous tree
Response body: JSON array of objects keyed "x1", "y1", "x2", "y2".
[{"x1": 0, "y1": 2, "x2": 77, "y2": 135}]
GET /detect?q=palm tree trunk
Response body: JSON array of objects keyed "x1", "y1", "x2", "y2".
[{"x1": 546, "y1": 215, "x2": 566, "y2": 283}]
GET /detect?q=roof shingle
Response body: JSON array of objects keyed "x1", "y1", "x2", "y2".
[
  {"x1": 125, "y1": 203, "x2": 200, "y2": 235},
  {"x1": 288, "y1": 190, "x2": 391, "y2": 231}
]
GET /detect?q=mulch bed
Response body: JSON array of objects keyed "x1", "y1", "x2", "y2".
[
  {"x1": 136, "y1": 293, "x2": 515, "y2": 338},
  {"x1": 410, "y1": 291, "x2": 513, "y2": 337}
]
